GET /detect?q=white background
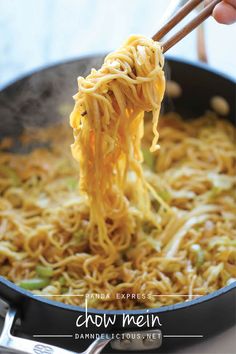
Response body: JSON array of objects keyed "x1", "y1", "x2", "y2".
[{"x1": 0, "y1": 0, "x2": 236, "y2": 89}]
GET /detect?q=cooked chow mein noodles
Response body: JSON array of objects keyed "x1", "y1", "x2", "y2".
[
  {"x1": 0, "y1": 35, "x2": 235, "y2": 310},
  {"x1": 70, "y1": 35, "x2": 165, "y2": 263}
]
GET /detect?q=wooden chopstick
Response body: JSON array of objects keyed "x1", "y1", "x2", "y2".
[
  {"x1": 197, "y1": 23, "x2": 208, "y2": 62},
  {"x1": 152, "y1": 0, "x2": 222, "y2": 53},
  {"x1": 162, "y1": 0, "x2": 222, "y2": 52},
  {"x1": 153, "y1": 0, "x2": 203, "y2": 41}
]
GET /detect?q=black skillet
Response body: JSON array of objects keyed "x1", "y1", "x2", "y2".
[{"x1": 0, "y1": 56, "x2": 235, "y2": 354}]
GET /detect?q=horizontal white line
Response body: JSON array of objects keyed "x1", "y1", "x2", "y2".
[
  {"x1": 163, "y1": 335, "x2": 204, "y2": 338},
  {"x1": 152, "y1": 294, "x2": 202, "y2": 297},
  {"x1": 33, "y1": 335, "x2": 73, "y2": 338},
  {"x1": 34, "y1": 294, "x2": 84, "y2": 297}
]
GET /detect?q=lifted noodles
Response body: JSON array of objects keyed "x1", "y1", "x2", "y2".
[{"x1": 70, "y1": 35, "x2": 165, "y2": 261}]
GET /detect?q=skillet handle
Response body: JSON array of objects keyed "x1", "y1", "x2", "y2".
[{"x1": 0, "y1": 308, "x2": 111, "y2": 354}]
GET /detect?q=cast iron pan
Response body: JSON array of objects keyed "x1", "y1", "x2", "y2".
[{"x1": 0, "y1": 56, "x2": 235, "y2": 354}]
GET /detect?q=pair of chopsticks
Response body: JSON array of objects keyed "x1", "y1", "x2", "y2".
[{"x1": 152, "y1": 0, "x2": 222, "y2": 53}]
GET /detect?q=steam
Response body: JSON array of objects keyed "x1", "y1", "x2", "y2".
[{"x1": 0, "y1": 55, "x2": 105, "y2": 141}]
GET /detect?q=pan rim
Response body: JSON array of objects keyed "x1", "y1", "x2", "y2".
[{"x1": 0, "y1": 276, "x2": 235, "y2": 315}]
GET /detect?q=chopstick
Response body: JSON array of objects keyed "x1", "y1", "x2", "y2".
[
  {"x1": 153, "y1": 0, "x2": 203, "y2": 41},
  {"x1": 152, "y1": 0, "x2": 222, "y2": 53}
]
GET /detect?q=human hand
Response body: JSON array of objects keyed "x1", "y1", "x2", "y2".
[{"x1": 206, "y1": 0, "x2": 236, "y2": 24}]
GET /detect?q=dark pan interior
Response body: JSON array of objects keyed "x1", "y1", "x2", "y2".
[{"x1": 165, "y1": 58, "x2": 236, "y2": 123}]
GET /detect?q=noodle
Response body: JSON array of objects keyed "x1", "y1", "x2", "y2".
[
  {"x1": 0, "y1": 35, "x2": 235, "y2": 310},
  {"x1": 70, "y1": 35, "x2": 165, "y2": 263}
]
